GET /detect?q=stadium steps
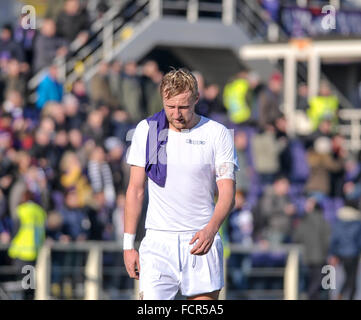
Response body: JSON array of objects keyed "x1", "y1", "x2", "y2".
[{"x1": 28, "y1": 0, "x2": 276, "y2": 96}]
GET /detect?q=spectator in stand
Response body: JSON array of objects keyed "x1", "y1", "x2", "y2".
[
  {"x1": 308, "y1": 80, "x2": 339, "y2": 131},
  {"x1": 8, "y1": 151, "x2": 32, "y2": 222},
  {"x1": 58, "y1": 187, "x2": 90, "y2": 299},
  {"x1": 59, "y1": 151, "x2": 93, "y2": 208},
  {"x1": 36, "y1": 64, "x2": 64, "y2": 110},
  {"x1": 227, "y1": 190, "x2": 253, "y2": 291},
  {"x1": 13, "y1": 14, "x2": 36, "y2": 66},
  {"x1": 330, "y1": 134, "x2": 347, "y2": 198},
  {"x1": 67, "y1": 128, "x2": 93, "y2": 168},
  {"x1": 141, "y1": 60, "x2": 162, "y2": 116},
  {"x1": 223, "y1": 70, "x2": 252, "y2": 125},
  {"x1": 43, "y1": 102, "x2": 66, "y2": 131},
  {"x1": 0, "y1": 24, "x2": 25, "y2": 63},
  {"x1": 71, "y1": 78, "x2": 90, "y2": 111},
  {"x1": 109, "y1": 59, "x2": 124, "y2": 109},
  {"x1": 8, "y1": 189, "x2": 46, "y2": 300},
  {"x1": 91, "y1": 191, "x2": 114, "y2": 241},
  {"x1": 257, "y1": 71, "x2": 283, "y2": 130},
  {"x1": 293, "y1": 197, "x2": 331, "y2": 300},
  {"x1": 32, "y1": 19, "x2": 68, "y2": 73},
  {"x1": 2, "y1": 90, "x2": 25, "y2": 120},
  {"x1": 193, "y1": 70, "x2": 210, "y2": 117},
  {"x1": 105, "y1": 136, "x2": 126, "y2": 194},
  {"x1": 255, "y1": 176, "x2": 296, "y2": 246},
  {"x1": 343, "y1": 153, "x2": 361, "y2": 202},
  {"x1": 0, "y1": 188, "x2": 10, "y2": 246},
  {"x1": 83, "y1": 109, "x2": 105, "y2": 145},
  {"x1": 304, "y1": 117, "x2": 334, "y2": 150},
  {"x1": 146, "y1": 69, "x2": 164, "y2": 116},
  {"x1": 87, "y1": 145, "x2": 116, "y2": 207},
  {"x1": 275, "y1": 115, "x2": 293, "y2": 179},
  {"x1": 0, "y1": 133, "x2": 17, "y2": 205},
  {"x1": 56, "y1": 0, "x2": 90, "y2": 46},
  {"x1": 30, "y1": 128, "x2": 53, "y2": 167},
  {"x1": 45, "y1": 0, "x2": 66, "y2": 21},
  {"x1": 63, "y1": 93, "x2": 85, "y2": 131},
  {"x1": 204, "y1": 84, "x2": 225, "y2": 117},
  {"x1": 120, "y1": 60, "x2": 143, "y2": 122},
  {"x1": 305, "y1": 136, "x2": 344, "y2": 201},
  {"x1": 329, "y1": 195, "x2": 361, "y2": 300},
  {"x1": 260, "y1": 0, "x2": 280, "y2": 23},
  {"x1": 251, "y1": 125, "x2": 283, "y2": 185},
  {"x1": 234, "y1": 130, "x2": 251, "y2": 192},
  {"x1": 89, "y1": 61, "x2": 117, "y2": 109},
  {"x1": 2, "y1": 59, "x2": 28, "y2": 100},
  {"x1": 111, "y1": 109, "x2": 132, "y2": 145}
]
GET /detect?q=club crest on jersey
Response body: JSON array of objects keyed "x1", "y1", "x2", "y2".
[{"x1": 186, "y1": 139, "x2": 206, "y2": 145}]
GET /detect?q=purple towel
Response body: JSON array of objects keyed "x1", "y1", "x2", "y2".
[{"x1": 146, "y1": 110, "x2": 169, "y2": 187}]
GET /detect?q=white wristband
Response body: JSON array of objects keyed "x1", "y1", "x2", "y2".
[{"x1": 123, "y1": 233, "x2": 136, "y2": 250}]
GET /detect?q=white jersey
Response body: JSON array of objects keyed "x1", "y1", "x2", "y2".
[{"x1": 126, "y1": 116, "x2": 238, "y2": 232}]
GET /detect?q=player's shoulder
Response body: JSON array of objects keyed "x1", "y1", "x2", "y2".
[
  {"x1": 201, "y1": 116, "x2": 230, "y2": 137},
  {"x1": 134, "y1": 119, "x2": 149, "y2": 133}
]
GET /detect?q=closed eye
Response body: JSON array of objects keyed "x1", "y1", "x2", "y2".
[{"x1": 166, "y1": 105, "x2": 190, "y2": 109}]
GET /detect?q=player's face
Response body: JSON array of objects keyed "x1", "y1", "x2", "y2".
[{"x1": 163, "y1": 91, "x2": 199, "y2": 132}]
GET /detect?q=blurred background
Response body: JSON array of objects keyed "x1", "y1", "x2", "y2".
[{"x1": 1, "y1": 0, "x2": 361, "y2": 300}]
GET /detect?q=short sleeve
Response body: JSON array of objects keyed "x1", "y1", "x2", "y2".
[
  {"x1": 126, "y1": 120, "x2": 149, "y2": 168},
  {"x1": 214, "y1": 126, "x2": 239, "y2": 170}
]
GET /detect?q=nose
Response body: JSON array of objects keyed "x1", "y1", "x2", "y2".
[{"x1": 173, "y1": 108, "x2": 182, "y2": 119}]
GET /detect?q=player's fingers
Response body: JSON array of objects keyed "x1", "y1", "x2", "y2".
[
  {"x1": 202, "y1": 242, "x2": 212, "y2": 255},
  {"x1": 126, "y1": 261, "x2": 138, "y2": 279},
  {"x1": 190, "y1": 238, "x2": 203, "y2": 254},
  {"x1": 189, "y1": 232, "x2": 199, "y2": 245},
  {"x1": 195, "y1": 240, "x2": 213, "y2": 255},
  {"x1": 191, "y1": 240, "x2": 208, "y2": 255},
  {"x1": 135, "y1": 257, "x2": 141, "y2": 280}
]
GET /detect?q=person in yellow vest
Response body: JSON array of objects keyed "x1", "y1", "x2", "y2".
[
  {"x1": 8, "y1": 190, "x2": 46, "y2": 300},
  {"x1": 308, "y1": 80, "x2": 339, "y2": 131},
  {"x1": 223, "y1": 70, "x2": 252, "y2": 124}
]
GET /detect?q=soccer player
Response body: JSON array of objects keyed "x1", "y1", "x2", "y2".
[{"x1": 123, "y1": 68, "x2": 237, "y2": 300}]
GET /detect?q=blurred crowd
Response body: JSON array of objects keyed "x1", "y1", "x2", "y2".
[{"x1": 1, "y1": 0, "x2": 361, "y2": 300}]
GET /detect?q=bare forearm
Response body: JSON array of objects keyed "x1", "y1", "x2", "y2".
[
  {"x1": 124, "y1": 187, "x2": 144, "y2": 234},
  {"x1": 207, "y1": 188, "x2": 235, "y2": 234}
]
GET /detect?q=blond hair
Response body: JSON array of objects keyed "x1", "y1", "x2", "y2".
[{"x1": 160, "y1": 68, "x2": 198, "y2": 101}]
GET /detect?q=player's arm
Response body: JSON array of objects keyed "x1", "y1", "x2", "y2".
[
  {"x1": 190, "y1": 162, "x2": 236, "y2": 255},
  {"x1": 123, "y1": 165, "x2": 147, "y2": 279}
]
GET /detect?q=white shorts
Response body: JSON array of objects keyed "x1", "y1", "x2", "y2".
[{"x1": 138, "y1": 229, "x2": 224, "y2": 300}]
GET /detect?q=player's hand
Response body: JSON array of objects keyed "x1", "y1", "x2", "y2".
[
  {"x1": 124, "y1": 249, "x2": 140, "y2": 280},
  {"x1": 189, "y1": 226, "x2": 217, "y2": 256}
]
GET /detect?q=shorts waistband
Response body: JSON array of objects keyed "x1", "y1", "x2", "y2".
[
  {"x1": 145, "y1": 229, "x2": 198, "y2": 240},
  {"x1": 145, "y1": 229, "x2": 220, "y2": 241}
]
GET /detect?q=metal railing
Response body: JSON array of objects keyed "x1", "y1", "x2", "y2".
[
  {"x1": 28, "y1": 0, "x2": 236, "y2": 99},
  {"x1": 0, "y1": 241, "x2": 302, "y2": 300},
  {"x1": 338, "y1": 109, "x2": 361, "y2": 152}
]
